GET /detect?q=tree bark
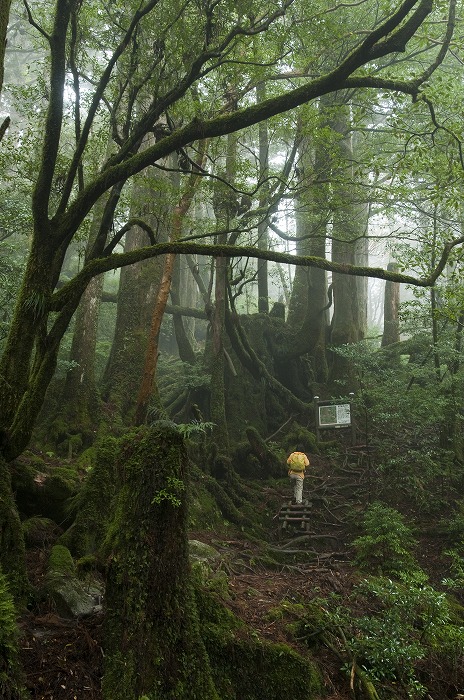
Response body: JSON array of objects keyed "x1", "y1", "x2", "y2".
[
  {"x1": 257, "y1": 82, "x2": 269, "y2": 314},
  {"x1": 0, "y1": 0, "x2": 11, "y2": 96},
  {"x1": 133, "y1": 145, "x2": 206, "y2": 425},
  {"x1": 102, "y1": 160, "x2": 168, "y2": 419},
  {"x1": 0, "y1": 458, "x2": 28, "y2": 602},
  {"x1": 381, "y1": 262, "x2": 401, "y2": 347},
  {"x1": 329, "y1": 100, "x2": 368, "y2": 385},
  {"x1": 102, "y1": 424, "x2": 219, "y2": 700}
]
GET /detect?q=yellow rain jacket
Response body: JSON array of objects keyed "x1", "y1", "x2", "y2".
[{"x1": 287, "y1": 451, "x2": 309, "y2": 478}]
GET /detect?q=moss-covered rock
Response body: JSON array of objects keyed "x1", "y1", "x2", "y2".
[
  {"x1": 196, "y1": 587, "x2": 322, "y2": 700},
  {"x1": 44, "y1": 544, "x2": 103, "y2": 618},
  {"x1": 10, "y1": 453, "x2": 80, "y2": 525},
  {"x1": 22, "y1": 517, "x2": 61, "y2": 548}
]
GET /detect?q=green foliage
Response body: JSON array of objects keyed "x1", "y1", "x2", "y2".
[
  {"x1": 0, "y1": 241, "x2": 26, "y2": 348},
  {"x1": 298, "y1": 575, "x2": 464, "y2": 700},
  {"x1": 151, "y1": 476, "x2": 185, "y2": 508},
  {"x1": 439, "y1": 499, "x2": 464, "y2": 544},
  {"x1": 333, "y1": 339, "x2": 455, "y2": 507},
  {"x1": 442, "y1": 544, "x2": 464, "y2": 592},
  {"x1": 0, "y1": 569, "x2": 25, "y2": 699},
  {"x1": 353, "y1": 502, "x2": 419, "y2": 577},
  {"x1": 177, "y1": 420, "x2": 215, "y2": 439},
  {"x1": 196, "y1": 588, "x2": 322, "y2": 700}
]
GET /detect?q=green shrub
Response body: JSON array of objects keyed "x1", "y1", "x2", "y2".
[
  {"x1": 298, "y1": 576, "x2": 464, "y2": 699},
  {"x1": 353, "y1": 501, "x2": 419, "y2": 576}
]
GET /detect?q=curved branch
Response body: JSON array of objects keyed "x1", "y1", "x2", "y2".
[{"x1": 49, "y1": 235, "x2": 464, "y2": 313}]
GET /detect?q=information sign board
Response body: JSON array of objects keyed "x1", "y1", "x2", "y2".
[{"x1": 318, "y1": 403, "x2": 351, "y2": 428}]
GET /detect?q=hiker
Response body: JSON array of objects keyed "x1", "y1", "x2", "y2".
[{"x1": 286, "y1": 449, "x2": 309, "y2": 504}]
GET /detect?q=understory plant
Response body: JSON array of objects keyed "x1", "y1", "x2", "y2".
[
  {"x1": 300, "y1": 575, "x2": 464, "y2": 699},
  {"x1": 352, "y1": 501, "x2": 419, "y2": 577}
]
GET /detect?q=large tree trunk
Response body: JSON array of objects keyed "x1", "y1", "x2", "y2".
[
  {"x1": 329, "y1": 100, "x2": 368, "y2": 386},
  {"x1": 102, "y1": 424, "x2": 219, "y2": 700},
  {"x1": 102, "y1": 193, "x2": 165, "y2": 421},
  {"x1": 287, "y1": 105, "x2": 331, "y2": 384}
]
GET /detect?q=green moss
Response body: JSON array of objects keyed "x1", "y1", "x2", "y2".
[
  {"x1": 196, "y1": 588, "x2": 322, "y2": 700},
  {"x1": 47, "y1": 544, "x2": 76, "y2": 578},
  {"x1": 0, "y1": 568, "x2": 27, "y2": 698},
  {"x1": 188, "y1": 482, "x2": 224, "y2": 530},
  {"x1": 283, "y1": 424, "x2": 320, "y2": 455},
  {"x1": 60, "y1": 436, "x2": 119, "y2": 557},
  {"x1": 11, "y1": 457, "x2": 80, "y2": 525},
  {"x1": 0, "y1": 464, "x2": 28, "y2": 604},
  {"x1": 22, "y1": 517, "x2": 60, "y2": 548},
  {"x1": 102, "y1": 425, "x2": 220, "y2": 700}
]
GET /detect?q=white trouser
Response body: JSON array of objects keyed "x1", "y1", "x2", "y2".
[{"x1": 289, "y1": 473, "x2": 304, "y2": 503}]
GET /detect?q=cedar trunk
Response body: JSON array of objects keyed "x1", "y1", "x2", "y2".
[{"x1": 102, "y1": 424, "x2": 219, "y2": 700}]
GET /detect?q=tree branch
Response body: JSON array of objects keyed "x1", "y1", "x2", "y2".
[{"x1": 49, "y1": 235, "x2": 464, "y2": 313}]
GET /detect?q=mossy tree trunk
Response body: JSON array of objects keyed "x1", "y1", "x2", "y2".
[
  {"x1": 57, "y1": 140, "x2": 117, "y2": 450},
  {"x1": 102, "y1": 424, "x2": 219, "y2": 700},
  {"x1": 0, "y1": 459, "x2": 28, "y2": 603},
  {"x1": 102, "y1": 174, "x2": 166, "y2": 421}
]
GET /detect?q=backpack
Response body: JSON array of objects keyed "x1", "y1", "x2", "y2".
[{"x1": 287, "y1": 451, "x2": 308, "y2": 472}]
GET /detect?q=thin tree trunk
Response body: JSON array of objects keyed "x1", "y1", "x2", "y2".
[
  {"x1": 0, "y1": 0, "x2": 11, "y2": 95},
  {"x1": 133, "y1": 143, "x2": 207, "y2": 425},
  {"x1": 381, "y1": 262, "x2": 400, "y2": 347},
  {"x1": 170, "y1": 256, "x2": 196, "y2": 364},
  {"x1": 257, "y1": 82, "x2": 269, "y2": 313}
]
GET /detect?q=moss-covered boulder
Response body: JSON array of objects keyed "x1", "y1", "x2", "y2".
[
  {"x1": 43, "y1": 544, "x2": 103, "y2": 618},
  {"x1": 197, "y1": 588, "x2": 322, "y2": 700},
  {"x1": 22, "y1": 517, "x2": 61, "y2": 548}
]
